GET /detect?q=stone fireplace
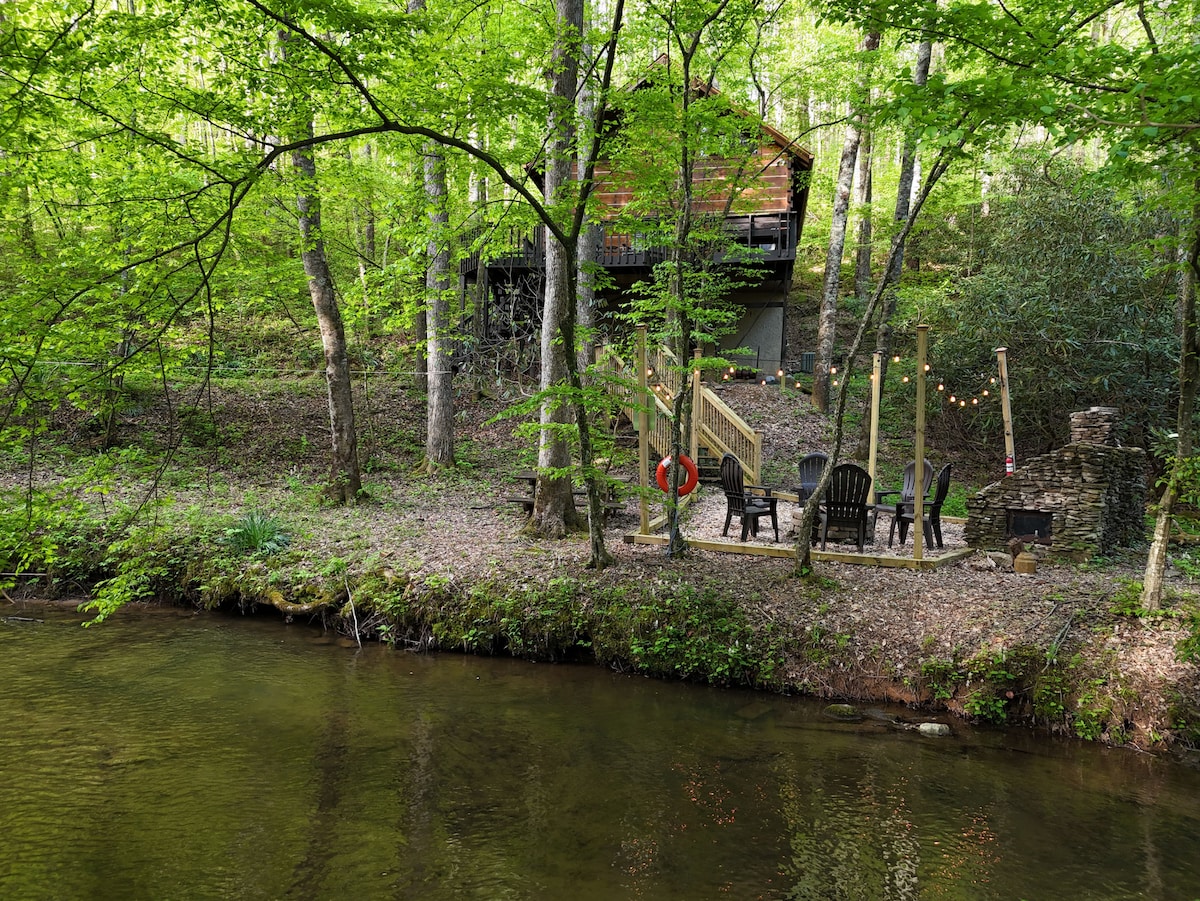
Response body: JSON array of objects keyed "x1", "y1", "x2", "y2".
[{"x1": 965, "y1": 407, "x2": 1147, "y2": 557}]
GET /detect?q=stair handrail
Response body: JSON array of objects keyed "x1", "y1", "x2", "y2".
[
  {"x1": 597, "y1": 347, "x2": 675, "y2": 462},
  {"x1": 598, "y1": 344, "x2": 762, "y2": 484}
]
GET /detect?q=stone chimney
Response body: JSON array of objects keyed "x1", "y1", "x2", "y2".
[{"x1": 1069, "y1": 406, "x2": 1121, "y2": 446}]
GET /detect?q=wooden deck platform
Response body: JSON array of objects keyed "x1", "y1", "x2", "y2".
[{"x1": 622, "y1": 531, "x2": 974, "y2": 570}]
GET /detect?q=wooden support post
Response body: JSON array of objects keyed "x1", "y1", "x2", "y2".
[
  {"x1": 996, "y1": 346, "x2": 1015, "y2": 475},
  {"x1": 691, "y1": 348, "x2": 702, "y2": 464},
  {"x1": 867, "y1": 351, "x2": 882, "y2": 505},
  {"x1": 638, "y1": 327, "x2": 651, "y2": 535},
  {"x1": 914, "y1": 325, "x2": 929, "y2": 561}
]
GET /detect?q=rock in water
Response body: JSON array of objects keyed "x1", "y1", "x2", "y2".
[
  {"x1": 823, "y1": 704, "x2": 862, "y2": 721},
  {"x1": 917, "y1": 722, "x2": 951, "y2": 737}
]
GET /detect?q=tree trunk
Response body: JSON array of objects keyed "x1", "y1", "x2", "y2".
[
  {"x1": 529, "y1": 0, "x2": 584, "y2": 539},
  {"x1": 423, "y1": 142, "x2": 455, "y2": 470},
  {"x1": 1143, "y1": 191, "x2": 1200, "y2": 609},
  {"x1": 292, "y1": 127, "x2": 363, "y2": 504},
  {"x1": 853, "y1": 37, "x2": 930, "y2": 458},
  {"x1": 853, "y1": 127, "x2": 873, "y2": 306},
  {"x1": 813, "y1": 31, "x2": 879, "y2": 414},
  {"x1": 812, "y1": 120, "x2": 860, "y2": 413},
  {"x1": 575, "y1": 43, "x2": 602, "y2": 374}
]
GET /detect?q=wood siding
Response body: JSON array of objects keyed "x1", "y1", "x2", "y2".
[{"x1": 594, "y1": 146, "x2": 795, "y2": 217}]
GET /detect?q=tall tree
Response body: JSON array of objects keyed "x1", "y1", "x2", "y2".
[
  {"x1": 530, "y1": 0, "x2": 587, "y2": 539},
  {"x1": 812, "y1": 31, "x2": 879, "y2": 413},
  {"x1": 422, "y1": 141, "x2": 455, "y2": 470},
  {"x1": 280, "y1": 32, "x2": 363, "y2": 503}
]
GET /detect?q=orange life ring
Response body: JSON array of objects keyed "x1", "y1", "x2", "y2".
[{"x1": 656, "y1": 454, "x2": 700, "y2": 496}]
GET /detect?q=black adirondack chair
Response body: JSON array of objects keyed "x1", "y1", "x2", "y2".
[
  {"x1": 893, "y1": 463, "x2": 953, "y2": 548},
  {"x1": 796, "y1": 452, "x2": 829, "y2": 502},
  {"x1": 814, "y1": 462, "x2": 873, "y2": 551},
  {"x1": 881, "y1": 459, "x2": 934, "y2": 546},
  {"x1": 720, "y1": 453, "x2": 779, "y2": 542}
]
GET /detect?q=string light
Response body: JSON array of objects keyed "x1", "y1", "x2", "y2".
[{"x1": 851, "y1": 350, "x2": 1003, "y2": 415}]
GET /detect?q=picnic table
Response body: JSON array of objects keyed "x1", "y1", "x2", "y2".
[{"x1": 506, "y1": 471, "x2": 624, "y2": 517}]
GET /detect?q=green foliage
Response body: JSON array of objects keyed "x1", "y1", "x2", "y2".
[
  {"x1": 918, "y1": 155, "x2": 1177, "y2": 455},
  {"x1": 1073, "y1": 680, "x2": 1116, "y2": 742},
  {"x1": 222, "y1": 511, "x2": 292, "y2": 557},
  {"x1": 919, "y1": 657, "x2": 960, "y2": 701},
  {"x1": 961, "y1": 647, "x2": 1039, "y2": 724},
  {"x1": 1176, "y1": 608, "x2": 1200, "y2": 666},
  {"x1": 376, "y1": 575, "x2": 785, "y2": 688},
  {"x1": 83, "y1": 520, "x2": 211, "y2": 623}
]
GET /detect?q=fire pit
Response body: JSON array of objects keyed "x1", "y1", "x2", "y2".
[{"x1": 965, "y1": 408, "x2": 1146, "y2": 557}]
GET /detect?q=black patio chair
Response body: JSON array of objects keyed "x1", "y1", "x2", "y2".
[
  {"x1": 796, "y1": 452, "x2": 829, "y2": 502},
  {"x1": 893, "y1": 462, "x2": 953, "y2": 548},
  {"x1": 814, "y1": 462, "x2": 873, "y2": 551},
  {"x1": 880, "y1": 459, "x2": 934, "y2": 546},
  {"x1": 720, "y1": 453, "x2": 779, "y2": 542}
]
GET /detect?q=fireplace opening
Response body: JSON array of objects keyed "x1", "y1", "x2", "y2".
[{"x1": 1007, "y1": 509, "x2": 1053, "y2": 545}]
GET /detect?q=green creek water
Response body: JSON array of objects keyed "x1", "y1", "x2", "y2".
[{"x1": 2, "y1": 605, "x2": 1199, "y2": 900}]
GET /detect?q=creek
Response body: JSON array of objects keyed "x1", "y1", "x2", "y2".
[{"x1": 2, "y1": 604, "x2": 1199, "y2": 900}]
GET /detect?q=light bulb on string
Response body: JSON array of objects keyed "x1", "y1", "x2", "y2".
[
  {"x1": 972, "y1": 398, "x2": 979, "y2": 405},
  {"x1": 902, "y1": 376, "x2": 910, "y2": 383},
  {"x1": 937, "y1": 383, "x2": 944, "y2": 391},
  {"x1": 959, "y1": 400, "x2": 966, "y2": 407},
  {"x1": 892, "y1": 355, "x2": 900, "y2": 363},
  {"x1": 949, "y1": 395, "x2": 956, "y2": 403}
]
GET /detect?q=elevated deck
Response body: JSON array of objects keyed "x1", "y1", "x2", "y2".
[{"x1": 460, "y1": 213, "x2": 798, "y2": 279}]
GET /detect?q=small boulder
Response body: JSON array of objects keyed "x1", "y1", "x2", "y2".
[
  {"x1": 917, "y1": 722, "x2": 952, "y2": 737},
  {"x1": 823, "y1": 703, "x2": 863, "y2": 722}
]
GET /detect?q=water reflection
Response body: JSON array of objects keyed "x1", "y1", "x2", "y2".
[{"x1": 1, "y1": 606, "x2": 1198, "y2": 900}]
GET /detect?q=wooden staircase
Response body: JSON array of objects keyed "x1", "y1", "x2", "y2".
[{"x1": 597, "y1": 344, "x2": 763, "y2": 484}]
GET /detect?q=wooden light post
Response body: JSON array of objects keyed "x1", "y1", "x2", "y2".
[
  {"x1": 913, "y1": 325, "x2": 929, "y2": 561},
  {"x1": 637, "y1": 327, "x2": 650, "y2": 535},
  {"x1": 995, "y1": 346, "x2": 1015, "y2": 475},
  {"x1": 867, "y1": 351, "x2": 882, "y2": 505}
]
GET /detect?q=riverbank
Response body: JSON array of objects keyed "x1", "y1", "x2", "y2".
[{"x1": 4, "y1": 375, "x2": 1199, "y2": 752}]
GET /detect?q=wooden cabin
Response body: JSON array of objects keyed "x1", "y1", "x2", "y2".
[{"x1": 459, "y1": 69, "x2": 813, "y2": 378}]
